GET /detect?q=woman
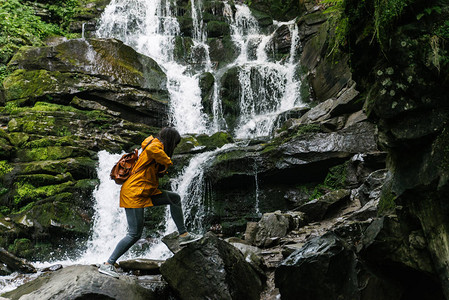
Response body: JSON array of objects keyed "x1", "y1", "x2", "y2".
[{"x1": 99, "y1": 127, "x2": 200, "y2": 278}]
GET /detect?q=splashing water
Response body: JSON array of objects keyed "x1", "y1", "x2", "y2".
[
  {"x1": 226, "y1": 4, "x2": 303, "y2": 138},
  {"x1": 96, "y1": 0, "x2": 211, "y2": 134},
  {"x1": 170, "y1": 144, "x2": 234, "y2": 232}
]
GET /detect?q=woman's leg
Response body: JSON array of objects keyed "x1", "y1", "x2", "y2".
[
  {"x1": 152, "y1": 191, "x2": 187, "y2": 235},
  {"x1": 107, "y1": 207, "x2": 144, "y2": 265}
]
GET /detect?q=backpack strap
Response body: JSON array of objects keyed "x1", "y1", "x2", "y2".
[{"x1": 131, "y1": 138, "x2": 155, "y2": 175}]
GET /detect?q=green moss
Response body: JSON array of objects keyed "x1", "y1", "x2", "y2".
[
  {"x1": 324, "y1": 162, "x2": 348, "y2": 189},
  {"x1": 196, "y1": 132, "x2": 234, "y2": 149},
  {"x1": 294, "y1": 124, "x2": 322, "y2": 136},
  {"x1": 2, "y1": 69, "x2": 60, "y2": 101},
  {"x1": 378, "y1": 188, "x2": 397, "y2": 214},
  {"x1": 8, "y1": 238, "x2": 34, "y2": 259},
  {"x1": 0, "y1": 205, "x2": 10, "y2": 215},
  {"x1": 25, "y1": 136, "x2": 75, "y2": 148},
  {"x1": 13, "y1": 181, "x2": 74, "y2": 206},
  {"x1": 0, "y1": 160, "x2": 12, "y2": 177},
  {"x1": 434, "y1": 128, "x2": 449, "y2": 173},
  {"x1": 17, "y1": 173, "x2": 73, "y2": 186},
  {"x1": 215, "y1": 149, "x2": 248, "y2": 162},
  {"x1": 8, "y1": 132, "x2": 30, "y2": 147},
  {"x1": 206, "y1": 21, "x2": 230, "y2": 37},
  {"x1": 30, "y1": 201, "x2": 90, "y2": 233},
  {"x1": 17, "y1": 146, "x2": 80, "y2": 162}
]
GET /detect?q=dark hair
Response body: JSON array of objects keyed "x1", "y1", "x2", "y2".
[{"x1": 157, "y1": 127, "x2": 181, "y2": 157}]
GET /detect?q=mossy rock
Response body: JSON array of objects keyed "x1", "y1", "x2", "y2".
[
  {"x1": 8, "y1": 132, "x2": 29, "y2": 147},
  {"x1": 174, "y1": 36, "x2": 194, "y2": 64},
  {"x1": 199, "y1": 72, "x2": 215, "y2": 115},
  {"x1": 8, "y1": 238, "x2": 34, "y2": 259},
  {"x1": 220, "y1": 66, "x2": 242, "y2": 131},
  {"x1": 13, "y1": 181, "x2": 75, "y2": 207},
  {"x1": 177, "y1": 16, "x2": 194, "y2": 37},
  {"x1": 176, "y1": 132, "x2": 233, "y2": 154},
  {"x1": 8, "y1": 38, "x2": 167, "y2": 91},
  {"x1": 196, "y1": 131, "x2": 234, "y2": 150},
  {"x1": 249, "y1": 0, "x2": 302, "y2": 22},
  {"x1": 206, "y1": 21, "x2": 230, "y2": 38},
  {"x1": 15, "y1": 146, "x2": 93, "y2": 162},
  {"x1": 0, "y1": 138, "x2": 13, "y2": 160},
  {"x1": 17, "y1": 157, "x2": 97, "y2": 179},
  {"x1": 202, "y1": 0, "x2": 230, "y2": 23},
  {"x1": 176, "y1": 136, "x2": 201, "y2": 154},
  {"x1": 2, "y1": 69, "x2": 61, "y2": 101},
  {"x1": 16, "y1": 173, "x2": 74, "y2": 187},
  {"x1": 248, "y1": 7, "x2": 273, "y2": 27},
  {"x1": 12, "y1": 200, "x2": 91, "y2": 235},
  {"x1": 208, "y1": 35, "x2": 239, "y2": 69}
]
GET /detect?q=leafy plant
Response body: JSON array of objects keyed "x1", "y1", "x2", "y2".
[
  {"x1": 373, "y1": 0, "x2": 411, "y2": 47},
  {"x1": 321, "y1": 0, "x2": 349, "y2": 55}
]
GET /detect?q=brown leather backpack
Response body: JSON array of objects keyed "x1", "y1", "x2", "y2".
[{"x1": 110, "y1": 139, "x2": 154, "y2": 185}]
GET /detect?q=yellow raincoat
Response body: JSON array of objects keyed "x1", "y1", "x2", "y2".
[{"x1": 119, "y1": 136, "x2": 173, "y2": 208}]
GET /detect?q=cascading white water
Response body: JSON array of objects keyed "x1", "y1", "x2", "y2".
[
  {"x1": 226, "y1": 4, "x2": 302, "y2": 138},
  {"x1": 96, "y1": 0, "x2": 210, "y2": 135}
]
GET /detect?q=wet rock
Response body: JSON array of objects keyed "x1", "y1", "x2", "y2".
[
  {"x1": 0, "y1": 262, "x2": 11, "y2": 276},
  {"x1": 118, "y1": 259, "x2": 163, "y2": 275},
  {"x1": 41, "y1": 264, "x2": 63, "y2": 272},
  {"x1": 245, "y1": 211, "x2": 294, "y2": 248},
  {"x1": 0, "y1": 247, "x2": 36, "y2": 274},
  {"x1": 265, "y1": 25, "x2": 293, "y2": 61},
  {"x1": 226, "y1": 237, "x2": 266, "y2": 278},
  {"x1": 3, "y1": 38, "x2": 169, "y2": 127},
  {"x1": 2, "y1": 265, "x2": 165, "y2": 299},
  {"x1": 352, "y1": 169, "x2": 388, "y2": 206},
  {"x1": 160, "y1": 232, "x2": 265, "y2": 300},
  {"x1": 275, "y1": 232, "x2": 403, "y2": 300},
  {"x1": 298, "y1": 189, "x2": 351, "y2": 222},
  {"x1": 359, "y1": 216, "x2": 434, "y2": 274}
]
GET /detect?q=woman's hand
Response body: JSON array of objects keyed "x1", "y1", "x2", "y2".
[{"x1": 157, "y1": 164, "x2": 168, "y2": 177}]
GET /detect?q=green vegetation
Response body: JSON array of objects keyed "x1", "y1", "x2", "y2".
[
  {"x1": 0, "y1": 0, "x2": 79, "y2": 82},
  {"x1": 378, "y1": 188, "x2": 397, "y2": 214},
  {"x1": 13, "y1": 181, "x2": 74, "y2": 206},
  {"x1": 321, "y1": 0, "x2": 349, "y2": 55},
  {"x1": 8, "y1": 238, "x2": 33, "y2": 258},
  {"x1": 0, "y1": 160, "x2": 12, "y2": 177},
  {"x1": 297, "y1": 162, "x2": 349, "y2": 202},
  {"x1": 373, "y1": 0, "x2": 411, "y2": 46},
  {"x1": 324, "y1": 162, "x2": 348, "y2": 189},
  {"x1": 434, "y1": 128, "x2": 449, "y2": 173}
]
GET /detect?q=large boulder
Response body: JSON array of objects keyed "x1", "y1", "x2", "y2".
[
  {"x1": 1, "y1": 265, "x2": 167, "y2": 300},
  {"x1": 275, "y1": 232, "x2": 403, "y2": 300},
  {"x1": 160, "y1": 232, "x2": 265, "y2": 299},
  {"x1": 4, "y1": 38, "x2": 169, "y2": 126}
]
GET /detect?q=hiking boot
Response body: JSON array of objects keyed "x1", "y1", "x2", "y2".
[
  {"x1": 179, "y1": 233, "x2": 202, "y2": 246},
  {"x1": 98, "y1": 263, "x2": 119, "y2": 278}
]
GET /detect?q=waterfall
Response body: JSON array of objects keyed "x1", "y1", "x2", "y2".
[
  {"x1": 96, "y1": 0, "x2": 210, "y2": 135},
  {"x1": 92, "y1": 0, "x2": 304, "y2": 257},
  {"x1": 226, "y1": 4, "x2": 302, "y2": 138},
  {"x1": 96, "y1": 0, "x2": 303, "y2": 137}
]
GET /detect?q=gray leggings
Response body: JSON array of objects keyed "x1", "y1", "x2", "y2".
[{"x1": 107, "y1": 190, "x2": 186, "y2": 264}]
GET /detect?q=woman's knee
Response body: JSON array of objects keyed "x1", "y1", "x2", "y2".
[
  {"x1": 170, "y1": 192, "x2": 181, "y2": 205},
  {"x1": 127, "y1": 226, "x2": 143, "y2": 240}
]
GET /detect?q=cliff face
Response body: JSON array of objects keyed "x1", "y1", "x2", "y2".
[{"x1": 345, "y1": 0, "x2": 449, "y2": 296}]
